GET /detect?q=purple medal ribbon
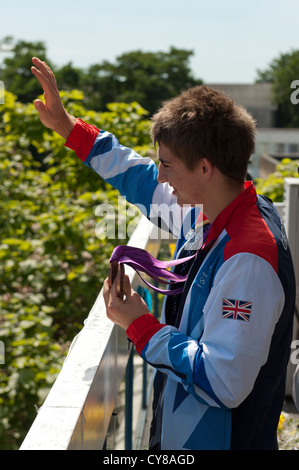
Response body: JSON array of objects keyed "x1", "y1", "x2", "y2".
[{"x1": 109, "y1": 245, "x2": 196, "y2": 295}]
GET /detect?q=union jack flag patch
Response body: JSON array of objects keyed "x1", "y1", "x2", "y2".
[{"x1": 222, "y1": 298, "x2": 253, "y2": 322}]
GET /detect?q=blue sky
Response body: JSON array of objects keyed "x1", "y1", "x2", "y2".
[{"x1": 1, "y1": 0, "x2": 299, "y2": 83}]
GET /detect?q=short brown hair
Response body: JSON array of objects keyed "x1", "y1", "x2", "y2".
[{"x1": 151, "y1": 85, "x2": 256, "y2": 181}]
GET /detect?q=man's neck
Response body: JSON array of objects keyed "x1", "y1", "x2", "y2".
[{"x1": 203, "y1": 173, "x2": 244, "y2": 223}]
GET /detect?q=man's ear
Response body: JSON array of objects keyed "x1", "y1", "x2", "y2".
[{"x1": 200, "y1": 158, "x2": 214, "y2": 180}]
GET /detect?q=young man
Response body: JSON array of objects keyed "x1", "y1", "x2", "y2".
[{"x1": 31, "y1": 57, "x2": 295, "y2": 450}]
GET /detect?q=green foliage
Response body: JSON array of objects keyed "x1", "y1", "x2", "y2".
[
  {"x1": 256, "y1": 158, "x2": 299, "y2": 202},
  {"x1": 0, "y1": 90, "x2": 151, "y2": 448},
  {"x1": 83, "y1": 48, "x2": 203, "y2": 115},
  {"x1": 256, "y1": 49, "x2": 299, "y2": 127},
  {"x1": 1, "y1": 37, "x2": 202, "y2": 115},
  {"x1": 0, "y1": 37, "x2": 51, "y2": 104}
]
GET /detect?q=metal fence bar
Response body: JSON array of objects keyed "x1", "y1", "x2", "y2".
[
  {"x1": 142, "y1": 361, "x2": 148, "y2": 409},
  {"x1": 125, "y1": 348, "x2": 134, "y2": 450}
]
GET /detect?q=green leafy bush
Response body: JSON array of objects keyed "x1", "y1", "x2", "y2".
[
  {"x1": 0, "y1": 90, "x2": 151, "y2": 448},
  {"x1": 256, "y1": 158, "x2": 299, "y2": 202}
]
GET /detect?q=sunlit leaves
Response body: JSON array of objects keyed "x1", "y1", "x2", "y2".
[{"x1": 256, "y1": 158, "x2": 299, "y2": 201}]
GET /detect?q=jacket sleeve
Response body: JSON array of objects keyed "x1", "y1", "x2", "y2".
[
  {"x1": 127, "y1": 253, "x2": 285, "y2": 409},
  {"x1": 65, "y1": 118, "x2": 188, "y2": 237}
]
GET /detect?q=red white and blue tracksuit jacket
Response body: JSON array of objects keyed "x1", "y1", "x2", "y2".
[{"x1": 65, "y1": 119, "x2": 295, "y2": 450}]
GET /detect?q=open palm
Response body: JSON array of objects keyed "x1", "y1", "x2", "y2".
[{"x1": 31, "y1": 57, "x2": 76, "y2": 139}]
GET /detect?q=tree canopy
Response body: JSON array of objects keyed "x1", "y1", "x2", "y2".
[
  {"x1": 0, "y1": 37, "x2": 202, "y2": 115},
  {"x1": 256, "y1": 49, "x2": 299, "y2": 127},
  {"x1": 0, "y1": 37, "x2": 52, "y2": 104},
  {"x1": 83, "y1": 48, "x2": 202, "y2": 114}
]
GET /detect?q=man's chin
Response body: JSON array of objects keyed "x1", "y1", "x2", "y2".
[
  {"x1": 173, "y1": 192, "x2": 195, "y2": 207},
  {"x1": 177, "y1": 197, "x2": 197, "y2": 208},
  {"x1": 176, "y1": 197, "x2": 187, "y2": 207}
]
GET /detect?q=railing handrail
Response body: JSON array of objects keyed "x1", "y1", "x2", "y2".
[{"x1": 20, "y1": 215, "x2": 162, "y2": 450}]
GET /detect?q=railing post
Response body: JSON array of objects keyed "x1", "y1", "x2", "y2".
[
  {"x1": 125, "y1": 346, "x2": 134, "y2": 450},
  {"x1": 142, "y1": 361, "x2": 148, "y2": 409},
  {"x1": 284, "y1": 178, "x2": 299, "y2": 396}
]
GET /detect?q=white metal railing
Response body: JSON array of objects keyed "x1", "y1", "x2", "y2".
[
  {"x1": 19, "y1": 179, "x2": 299, "y2": 450},
  {"x1": 284, "y1": 179, "x2": 299, "y2": 311},
  {"x1": 283, "y1": 179, "x2": 299, "y2": 395}
]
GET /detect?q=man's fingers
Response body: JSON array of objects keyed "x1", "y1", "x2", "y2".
[
  {"x1": 31, "y1": 65, "x2": 47, "y2": 90},
  {"x1": 103, "y1": 273, "x2": 150, "y2": 330},
  {"x1": 103, "y1": 277, "x2": 111, "y2": 309},
  {"x1": 34, "y1": 98, "x2": 45, "y2": 111},
  {"x1": 110, "y1": 269, "x2": 123, "y2": 298},
  {"x1": 106, "y1": 270, "x2": 132, "y2": 301},
  {"x1": 31, "y1": 58, "x2": 59, "y2": 96},
  {"x1": 32, "y1": 57, "x2": 54, "y2": 80},
  {"x1": 122, "y1": 274, "x2": 133, "y2": 299}
]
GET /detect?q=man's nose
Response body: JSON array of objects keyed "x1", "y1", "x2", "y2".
[{"x1": 157, "y1": 164, "x2": 167, "y2": 183}]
